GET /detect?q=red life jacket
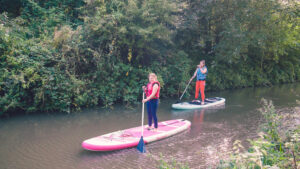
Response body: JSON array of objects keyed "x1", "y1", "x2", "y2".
[{"x1": 146, "y1": 81, "x2": 160, "y2": 99}]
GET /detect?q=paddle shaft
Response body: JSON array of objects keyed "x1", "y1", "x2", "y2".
[
  {"x1": 179, "y1": 80, "x2": 192, "y2": 101},
  {"x1": 141, "y1": 92, "x2": 145, "y2": 136}
]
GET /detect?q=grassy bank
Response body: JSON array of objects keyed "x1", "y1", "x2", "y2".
[{"x1": 157, "y1": 99, "x2": 300, "y2": 169}]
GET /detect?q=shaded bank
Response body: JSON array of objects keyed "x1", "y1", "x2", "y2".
[
  {"x1": 218, "y1": 99, "x2": 300, "y2": 169},
  {"x1": 0, "y1": 83, "x2": 299, "y2": 168},
  {"x1": 0, "y1": 0, "x2": 299, "y2": 115},
  {"x1": 157, "y1": 100, "x2": 300, "y2": 169}
]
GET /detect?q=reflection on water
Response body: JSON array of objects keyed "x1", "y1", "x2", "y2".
[
  {"x1": 0, "y1": 83, "x2": 300, "y2": 169},
  {"x1": 167, "y1": 105, "x2": 235, "y2": 168},
  {"x1": 172, "y1": 104, "x2": 225, "y2": 134},
  {"x1": 192, "y1": 109, "x2": 205, "y2": 133}
]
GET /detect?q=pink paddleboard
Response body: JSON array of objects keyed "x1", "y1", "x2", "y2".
[{"x1": 82, "y1": 119, "x2": 191, "y2": 151}]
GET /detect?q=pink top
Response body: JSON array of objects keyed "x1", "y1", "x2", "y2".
[{"x1": 146, "y1": 81, "x2": 160, "y2": 99}]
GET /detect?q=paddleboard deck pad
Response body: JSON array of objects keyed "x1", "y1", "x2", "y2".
[
  {"x1": 82, "y1": 119, "x2": 191, "y2": 151},
  {"x1": 172, "y1": 97, "x2": 225, "y2": 110}
]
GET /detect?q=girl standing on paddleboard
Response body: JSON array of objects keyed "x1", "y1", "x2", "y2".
[
  {"x1": 142, "y1": 73, "x2": 161, "y2": 131},
  {"x1": 190, "y1": 60, "x2": 207, "y2": 105}
]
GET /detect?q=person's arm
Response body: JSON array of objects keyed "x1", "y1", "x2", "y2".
[
  {"x1": 200, "y1": 67, "x2": 207, "y2": 74},
  {"x1": 190, "y1": 69, "x2": 197, "y2": 81},
  {"x1": 142, "y1": 84, "x2": 158, "y2": 102}
]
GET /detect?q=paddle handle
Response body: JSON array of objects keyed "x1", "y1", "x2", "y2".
[
  {"x1": 179, "y1": 80, "x2": 192, "y2": 101},
  {"x1": 141, "y1": 92, "x2": 145, "y2": 136}
]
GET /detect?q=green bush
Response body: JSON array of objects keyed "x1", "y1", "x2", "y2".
[
  {"x1": 0, "y1": 0, "x2": 299, "y2": 115},
  {"x1": 218, "y1": 99, "x2": 300, "y2": 169}
]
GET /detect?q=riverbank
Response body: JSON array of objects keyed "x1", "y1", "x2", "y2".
[
  {"x1": 220, "y1": 100, "x2": 300, "y2": 169},
  {"x1": 158, "y1": 99, "x2": 300, "y2": 169},
  {"x1": 1, "y1": 0, "x2": 299, "y2": 115},
  {"x1": 0, "y1": 84, "x2": 299, "y2": 168}
]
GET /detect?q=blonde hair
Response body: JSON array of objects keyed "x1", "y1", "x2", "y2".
[{"x1": 148, "y1": 73, "x2": 157, "y2": 80}]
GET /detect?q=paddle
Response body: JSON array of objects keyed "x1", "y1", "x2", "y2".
[
  {"x1": 176, "y1": 79, "x2": 192, "y2": 103},
  {"x1": 137, "y1": 92, "x2": 146, "y2": 153}
]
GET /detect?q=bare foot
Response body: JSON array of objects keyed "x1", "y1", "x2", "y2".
[{"x1": 147, "y1": 126, "x2": 153, "y2": 130}]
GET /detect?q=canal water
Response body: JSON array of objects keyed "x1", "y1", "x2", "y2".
[{"x1": 0, "y1": 83, "x2": 299, "y2": 169}]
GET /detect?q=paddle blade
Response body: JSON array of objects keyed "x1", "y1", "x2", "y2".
[{"x1": 137, "y1": 136, "x2": 146, "y2": 153}]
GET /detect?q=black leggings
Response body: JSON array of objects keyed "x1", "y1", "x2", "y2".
[{"x1": 146, "y1": 99, "x2": 158, "y2": 128}]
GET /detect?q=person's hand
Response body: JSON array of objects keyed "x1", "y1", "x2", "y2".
[
  {"x1": 142, "y1": 98, "x2": 149, "y2": 103},
  {"x1": 142, "y1": 86, "x2": 146, "y2": 90},
  {"x1": 142, "y1": 97, "x2": 150, "y2": 103}
]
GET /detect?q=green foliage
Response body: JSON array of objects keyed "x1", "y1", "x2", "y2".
[
  {"x1": 20, "y1": 0, "x2": 84, "y2": 36},
  {"x1": 260, "y1": 99, "x2": 282, "y2": 142},
  {"x1": 177, "y1": 0, "x2": 300, "y2": 90},
  {"x1": 157, "y1": 154, "x2": 190, "y2": 169},
  {"x1": 0, "y1": 0, "x2": 189, "y2": 114},
  {"x1": 0, "y1": 13, "x2": 74, "y2": 113},
  {"x1": 0, "y1": 0, "x2": 22, "y2": 17},
  {"x1": 218, "y1": 99, "x2": 300, "y2": 169},
  {"x1": 0, "y1": 0, "x2": 300, "y2": 114},
  {"x1": 153, "y1": 101, "x2": 299, "y2": 169},
  {"x1": 50, "y1": 0, "x2": 185, "y2": 107}
]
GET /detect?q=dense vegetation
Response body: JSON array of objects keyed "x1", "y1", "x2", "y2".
[
  {"x1": 0, "y1": 0, "x2": 299, "y2": 114},
  {"x1": 158, "y1": 99, "x2": 300, "y2": 168},
  {"x1": 218, "y1": 99, "x2": 300, "y2": 169}
]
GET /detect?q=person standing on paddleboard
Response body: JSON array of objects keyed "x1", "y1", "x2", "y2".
[
  {"x1": 190, "y1": 60, "x2": 207, "y2": 105},
  {"x1": 142, "y1": 73, "x2": 161, "y2": 131}
]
